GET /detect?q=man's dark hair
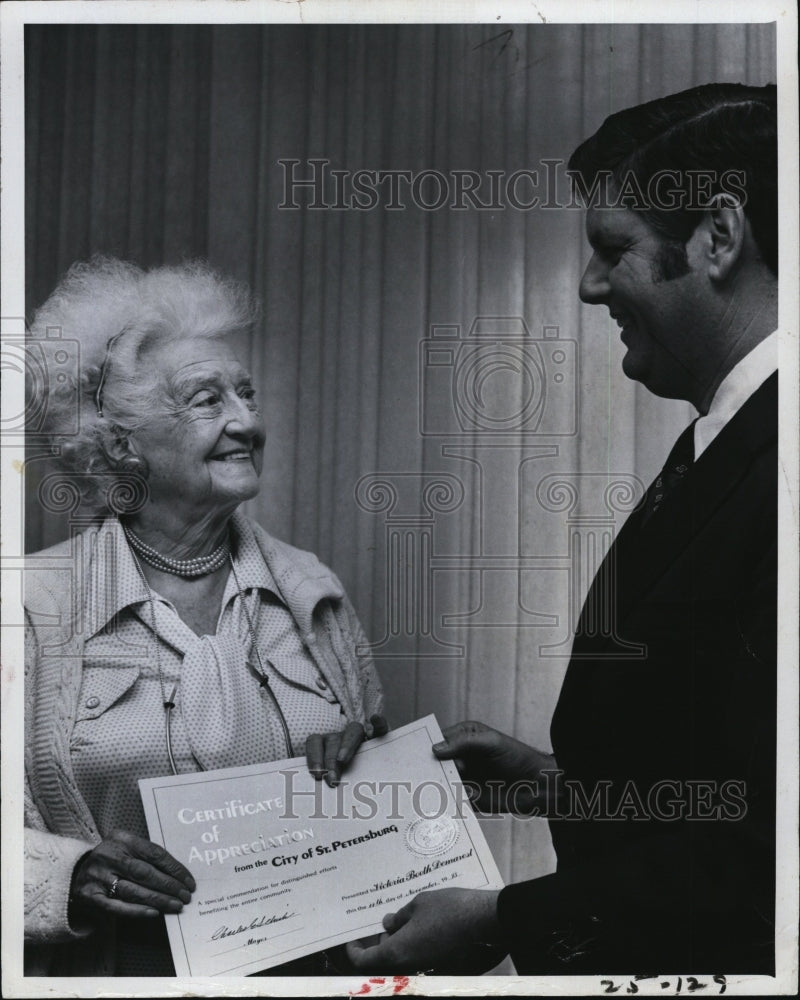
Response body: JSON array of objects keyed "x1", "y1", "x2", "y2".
[{"x1": 568, "y1": 83, "x2": 777, "y2": 275}]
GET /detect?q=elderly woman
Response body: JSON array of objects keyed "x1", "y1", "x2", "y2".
[{"x1": 24, "y1": 257, "x2": 385, "y2": 976}]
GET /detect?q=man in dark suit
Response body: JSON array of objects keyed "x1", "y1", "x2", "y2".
[{"x1": 349, "y1": 83, "x2": 778, "y2": 975}]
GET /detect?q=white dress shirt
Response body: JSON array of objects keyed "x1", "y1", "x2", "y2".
[{"x1": 694, "y1": 331, "x2": 778, "y2": 459}]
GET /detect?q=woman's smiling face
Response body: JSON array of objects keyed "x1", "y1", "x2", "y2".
[{"x1": 128, "y1": 337, "x2": 266, "y2": 520}]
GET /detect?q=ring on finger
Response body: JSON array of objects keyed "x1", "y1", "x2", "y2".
[{"x1": 107, "y1": 877, "x2": 121, "y2": 899}]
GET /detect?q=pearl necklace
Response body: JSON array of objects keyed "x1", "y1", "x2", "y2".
[{"x1": 123, "y1": 524, "x2": 231, "y2": 577}]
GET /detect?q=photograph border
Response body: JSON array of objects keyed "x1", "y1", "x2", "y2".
[{"x1": 2, "y1": 2, "x2": 797, "y2": 996}]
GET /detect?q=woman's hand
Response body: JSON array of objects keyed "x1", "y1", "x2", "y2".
[
  {"x1": 69, "y1": 830, "x2": 196, "y2": 922},
  {"x1": 306, "y1": 715, "x2": 389, "y2": 787}
]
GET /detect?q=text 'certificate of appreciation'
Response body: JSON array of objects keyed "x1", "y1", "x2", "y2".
[{"x1": 139, "y1": 714, "x2": 503, "y2": 976}]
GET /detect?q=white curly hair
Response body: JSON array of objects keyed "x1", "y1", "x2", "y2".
[{"x1": 27, "y1": 256, "x2": 259, "y2": 514}]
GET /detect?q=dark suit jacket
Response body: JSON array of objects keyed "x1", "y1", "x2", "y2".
[{"x1": 498, "y1": 373, "x2": 777, "y2": 975}]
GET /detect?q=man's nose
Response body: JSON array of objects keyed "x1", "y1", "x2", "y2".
[{"x1": 578, "y1": 253, "x2": 610, "y2": 304}]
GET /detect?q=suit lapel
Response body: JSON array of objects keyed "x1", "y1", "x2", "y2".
[{"x1": 575, "y1": 373, "x2": 777, "y2": 657}]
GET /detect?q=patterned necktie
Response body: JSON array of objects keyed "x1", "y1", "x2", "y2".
[{"x1": 643, "y1": 421, "x2": 696, "y2": 524}]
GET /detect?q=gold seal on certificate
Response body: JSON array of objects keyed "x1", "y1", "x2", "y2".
[{"x1": 139, "y1": 715, "x2": 503, "y2": 976}]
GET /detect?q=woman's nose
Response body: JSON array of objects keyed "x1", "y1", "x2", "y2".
[
  {"x1": 578, "y1": 253, "x2": 610, "y2": 304},
  {"x1": 224, "y1": 395, "x2": 263, "y2": 438}
]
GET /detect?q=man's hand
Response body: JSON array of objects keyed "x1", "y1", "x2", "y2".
[
  {"x1": 69, "y1": 830, "x2": 195, "y2": 921},
  {"x1": 346, "y1": 888, "x2": 506, "y2": 974},
  {"x1": 433, "y1": 720, "x2": 558, "y2": 814},
  {"x1": 306, "y1": 715, "x2": 389, "y2": 787}
]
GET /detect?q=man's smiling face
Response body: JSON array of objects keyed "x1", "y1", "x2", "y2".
[{"x1": 578, "y1": 205, "x2": 709, "y2": 402}]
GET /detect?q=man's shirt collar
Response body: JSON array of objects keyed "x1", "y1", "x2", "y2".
[{"x1": 694, "y1": 331, "x2": 778, "y2": 460}]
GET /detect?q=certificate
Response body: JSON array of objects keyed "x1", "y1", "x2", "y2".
[{"x1": 139, "y1": 715, "x2": 504, "y2": 976}]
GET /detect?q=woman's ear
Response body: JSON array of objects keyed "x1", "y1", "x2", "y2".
[
  {"x1": 699, "y1": 192, "x2": 747, "y2": 283},
  {"x1": 101, "y1": 427, "x2": 147, "y2": 475}
]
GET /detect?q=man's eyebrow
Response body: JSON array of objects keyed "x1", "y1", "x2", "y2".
[{"x1": 588, "y1": 229, "x2": 628, "y2": 251}]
